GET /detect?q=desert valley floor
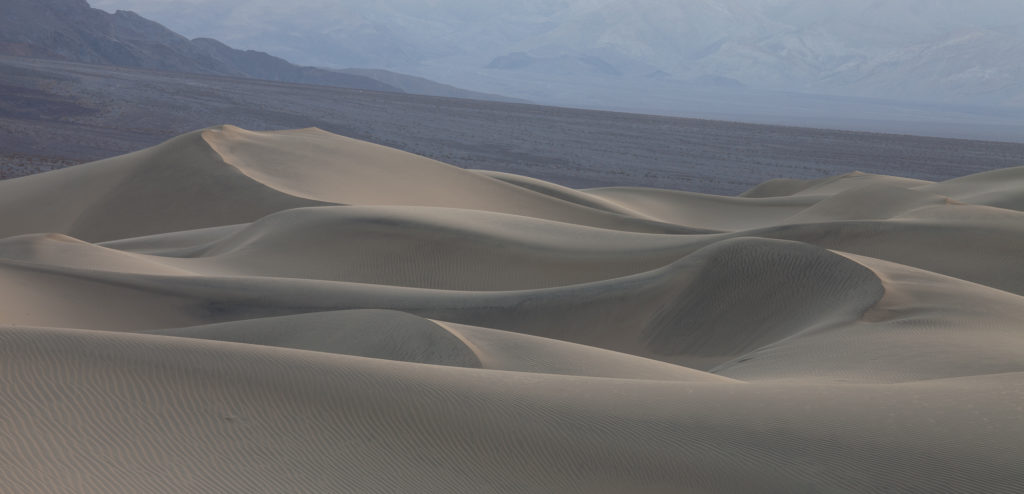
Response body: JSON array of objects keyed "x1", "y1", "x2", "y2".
[{"x1": 0, "y1": 126, "x2": 1022, "y2": 492}]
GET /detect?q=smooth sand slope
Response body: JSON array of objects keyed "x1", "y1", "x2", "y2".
[{"x1": 0, "y1": 125, "x2": 1022, "y2": 493}]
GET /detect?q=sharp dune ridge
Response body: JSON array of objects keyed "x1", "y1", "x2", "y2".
[{"x1": 1, "y1": 125, "x2": 1022, "y2": 492}]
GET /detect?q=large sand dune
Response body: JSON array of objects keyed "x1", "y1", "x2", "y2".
[{"x1": 1, "y1": 126, "x2": 1021, "y2": 492}]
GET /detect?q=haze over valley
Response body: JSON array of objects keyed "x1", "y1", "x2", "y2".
[{"x1": 90, "y1": 0, "x2": 1024, "y2": 140}]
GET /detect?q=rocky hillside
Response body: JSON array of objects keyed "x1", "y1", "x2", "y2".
[{"x1": 0, "y1": 0, "x2": 398, "y2": 92}]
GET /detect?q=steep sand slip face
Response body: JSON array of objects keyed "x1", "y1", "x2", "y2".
[
  {"x1": 1, "y1": 126, "x2": 1022, "y2": 492},
  {"x1": 0, "y1": 129, "x2": 329, "y2": 242},
  {"x1": 713, "y1": 253, "x2": 1024, "y2": 383},
  {"x1": 639, "y1": 237, "x2": 884, "y2": 369},
  {"x1": 202, "y1": 125, "x2": 690, "y2": 234},
  {"x1": 749, "y1": 217, "x2": 1024, "y2": 295}
]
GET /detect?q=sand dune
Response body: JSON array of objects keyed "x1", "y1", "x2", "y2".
[{"x1": 0, "y1": 125, "x2": 1021, "y2": 492}]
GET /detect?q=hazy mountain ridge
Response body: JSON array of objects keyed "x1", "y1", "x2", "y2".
[
  {"x1": 0, "y1": 0, "x2": 520, "y2": 102},
  {"x1": 0, "y1": 0, "x2": 401, "y2": 92},
  {"x1": 334, "y1": 68, "x2": 525, "y2": 103},
  {"x1": 89, "y1": 0, "x2": 1024, "y2": 108}
]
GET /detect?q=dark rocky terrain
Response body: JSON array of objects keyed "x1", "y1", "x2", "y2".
[
  {"x1": 3, "y1": 55, "x2": 1024, "y2": 193},
  {"x1": 0, "y1": 0, "x2": 511, "y2": 101}
]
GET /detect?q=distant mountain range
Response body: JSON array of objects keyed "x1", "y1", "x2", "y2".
[
  {"x1": 88, "y1": 0, "x2": 1024, "y2": 111},
  {"x1": 0, "y1": 0, "x2": 517, "y2": 102}
]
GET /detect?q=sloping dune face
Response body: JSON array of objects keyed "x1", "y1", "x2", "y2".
[{"x1": 0, "y1": 125, "x2": 1022, "y2": 493}]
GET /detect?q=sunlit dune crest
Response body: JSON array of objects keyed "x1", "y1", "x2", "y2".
[{"x1": 1, "y1": 126, "x2": 1022, "y2": 493}]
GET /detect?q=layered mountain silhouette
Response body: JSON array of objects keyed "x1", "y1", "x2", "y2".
[
  {"x1": 0, "y1": 0, "x2": 518, "y2": 101},
  {"x1": 88, "y1": 0, "x2": 1024, "y2": 115},
  {"x1": 0, "y1": 0, "x2": 396, "y2": 91}
]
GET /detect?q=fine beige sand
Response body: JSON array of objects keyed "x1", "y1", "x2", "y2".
[{"x1": 0, "y1": 125, "x2": 1021, "y2": 493}]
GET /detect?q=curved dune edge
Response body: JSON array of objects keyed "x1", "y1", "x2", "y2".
[
  {"x1": 1, "y1": 325, "x2": 1021, "y2": 493},
  {"x1": 1, "y1": 126, "x2": 1022, "y2": 492}
]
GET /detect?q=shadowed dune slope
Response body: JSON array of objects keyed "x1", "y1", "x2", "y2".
[
  {"x1": 1, "y1": 126, "x2": 1022, "y2": 493},
  {"x1": 149, "y1": 309, "x2": 485, "y2": 369},
  {"x1": 200, "y1": 125, "x2": 693, "y2": 233},
  {"x1": 148, "y1": 309, "x2": 729, "y2": 381},
  {"x1": 740, "y1": 171, "x2": 934, "y2": 198},
  {"x1": 0, "y1": 129, "x2": 329, "y2": 242},
  {"x1": 0, "y1": 125, "x2": 689, "y2": 242},
  {"x1": 178, "y1": 205, "x2": 704, "y2": 290},
  {"x1": 584, "y1": 186, "x2": 819, "y2": 231},
  {"x1": 0, "y1": 237, "x2": 884, "y2": 373},
  {"x1": 915, "y1": 165, "x2": 1024, "y2": 210}
]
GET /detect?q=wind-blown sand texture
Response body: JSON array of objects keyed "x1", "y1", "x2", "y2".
[{"x1": 1, "y1": 125, "x2": 1022, "y2": 493}]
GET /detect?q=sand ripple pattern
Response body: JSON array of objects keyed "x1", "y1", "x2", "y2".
[{"x1": 0, "y1": 126, "x2": 1022, "y2": 492}]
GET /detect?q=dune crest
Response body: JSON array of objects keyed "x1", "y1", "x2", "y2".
[{"x1": 1, "y1": 126, "x2": 1021, "y2": 493}]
